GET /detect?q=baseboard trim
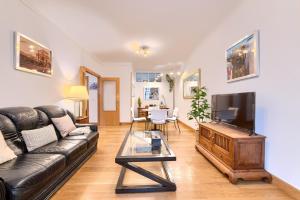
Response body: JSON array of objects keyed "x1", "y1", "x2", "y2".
[
  {"x1": 178, "y1": 120, "x2": 196, "y2": 131},
  {"x1": 272, "y1": 175, "x2": 300, "y2": 200}
]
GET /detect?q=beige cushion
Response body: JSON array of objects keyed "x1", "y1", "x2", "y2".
[
  {"x1": 0, "y1": 130, "x2": 17, "y2": 164},
  {"x1": 69, "y1": 126, "x2": 91, "y2": 136},
  {"x1": 51, "y1": 115, "x2": 76, "y2": 137},
  {"x1": 21, "y1": 125, "x2": 58, "y2": 152}
]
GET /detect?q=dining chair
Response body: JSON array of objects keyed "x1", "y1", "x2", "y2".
[
  {"x1": 129, "y1": 107, "x2": 147, "y2": 132},
  {"x1": 167, "y1": 107, "x2": 181, "y2": 133},
  {"x1": 150, "y1": 109, "x2": 169, "y2": 140},
  {"x1": 147, "y1": 106, "x2": 154, "y2": 119}
]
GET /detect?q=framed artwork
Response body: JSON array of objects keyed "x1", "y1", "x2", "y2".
[
  {"x1": 183, "y1": 69, "x2": 200, "y2": 99},
  {"x1": 15, "y1": 32, "x2": 53, "y2": 77},
  {"x1": 226, "y1": 31, "x2": 259, "y2": 82},
  {"x1": 144, "y1": 87, "x2": 159, "y2": 100}
]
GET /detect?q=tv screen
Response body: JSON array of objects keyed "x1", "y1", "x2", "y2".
[{"x1": 211, "y1": 92, "x2": 255, "y2": 132}]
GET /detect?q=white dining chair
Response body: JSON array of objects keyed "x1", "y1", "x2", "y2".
[
  {"x1": 129, "y1": 107, "x2": 147, "y2": 132},
  {"x1": 150, "y1": 109, "x2": 169, "y2": 140},
  {"x1": 147, "y1": 106, "x2": 155, "y2": 119},
  {"x1": 167, "y1": 107, "x2": 181, "y2": 133}
]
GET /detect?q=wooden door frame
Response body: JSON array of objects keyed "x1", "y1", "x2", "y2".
[
  {"x1": 99, "y1": 77, "x2": 120, "y2": 126},
  {"x1": 79, "y1": 66, "x2": 101, "y2": 125}
]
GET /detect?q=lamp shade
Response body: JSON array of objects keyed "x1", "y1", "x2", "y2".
[{"x1": 67, "y1": 85, "x2": 89, "y2": 100}]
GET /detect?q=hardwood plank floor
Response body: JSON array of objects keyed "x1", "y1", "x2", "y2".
[{"x1": 52, "y1": 123, "x2": 294, "y2": 200}]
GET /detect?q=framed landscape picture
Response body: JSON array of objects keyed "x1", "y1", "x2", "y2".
[
  {"x1": 226, "y1": 31, "x2": 259, "y2": 82},
  {"x1": 15, "y1": 32, "x2": 53, "y2": 77},
  {"x1": 144, "y1": 87, "x2": 159, "y2": 100}
]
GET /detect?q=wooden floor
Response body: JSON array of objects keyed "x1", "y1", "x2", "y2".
[{"x1": 52, "y1": 123, "x2": 294, "y2": 200}]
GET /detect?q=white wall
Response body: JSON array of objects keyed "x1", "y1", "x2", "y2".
[
  {"x1": 0, "y1": 0, "x2": 101, "y2": 112},
  {"x1": 176, "y1": 0, "x2": 300, "y2": 189},
  {"x1": 89, "y1": 62, "x2": 132, "y2": 123}
]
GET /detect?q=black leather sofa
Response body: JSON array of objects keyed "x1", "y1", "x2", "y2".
[{"x1": 0, "y1": 105, "x2": 99, "y2": 200}]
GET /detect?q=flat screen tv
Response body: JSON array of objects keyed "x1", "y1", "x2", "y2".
[{"x1": 211, "y1": 92, "x2": 255, "y2": 133}]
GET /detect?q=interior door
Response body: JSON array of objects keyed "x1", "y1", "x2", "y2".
[{"x1": 100, "y1": 77, "x2": 120, "y2": 126}]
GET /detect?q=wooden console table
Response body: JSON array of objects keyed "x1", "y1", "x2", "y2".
[
  {"x1": 137, "y1": 107, "x2": 148, "y2": 118},
  {"x1": 76, "y1": 116, "x2": 89, "y2": 124},
  {"x1": 195, "y1": 122, "x2": 272, "y2": 184}
]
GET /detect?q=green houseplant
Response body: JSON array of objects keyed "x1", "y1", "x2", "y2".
[
  {"x1": 187, "y1": 87, "x2": 210, "y2": 125},
  {"x1": 166, "y1": 74, "x2": 175, "y2": 92},
  {"x1": 137, "y1": 97, "x2": 142, "y2": 108}
]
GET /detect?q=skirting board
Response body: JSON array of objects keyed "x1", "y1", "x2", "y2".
[
  {"x1": 177, "y1": 120, "x2": 196, "y2": 131},
  {"x1": 272, "y1": 176, "x2": 300, "y2": 200}
]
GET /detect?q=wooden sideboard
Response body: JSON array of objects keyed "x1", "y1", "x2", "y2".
[
  {"x1": 76, "y1": 116, "x2": 89, "y2": 124},
  {"x1": 137, "y1": 107, "x2": 148, "y2": 118},
  {"x1": 195, "y1": 122, "x2": 272, "y2": 184}
]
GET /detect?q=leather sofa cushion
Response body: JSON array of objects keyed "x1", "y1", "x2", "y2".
[
  {"x1": 0, "y1": 107, "x2": 39, "y2": 131},
  {"x1": 30, "y1": 140, "x2": 87, "y2": 165},
  {"x1": 0, "y1": 178, "x2": 5, "y2": 200},
  {"x1": 36, "y1": 109, "x2": 51, "y2": 128},
  {"x1": 34, "y1": 105, "x2": 66, "y2": 119},
  {"x1": 0, "y1": 154, "x2": 65, "y2": 200},
  {"x1": 65, "y1": 131, "x2": 99, "y2": 148},
  {"x1": 0, "y1": 114, "x2": 25, "y2": 155}
]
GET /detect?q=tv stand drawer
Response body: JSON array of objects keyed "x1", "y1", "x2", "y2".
[{"x1": 212, "y1": 145, "x2": 233, "y2": 168}]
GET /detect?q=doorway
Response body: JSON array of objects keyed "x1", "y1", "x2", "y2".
[
  {"x1": 99, "y1": 77, "x2": 120, "y2": 126},
  {"x1": 79, "y1": 66, "x2": 101, "y2": 124}
]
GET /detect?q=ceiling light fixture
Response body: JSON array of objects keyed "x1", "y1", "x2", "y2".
[{"x1": 136, "y1": 45, "x2": 151, "y2": 57}]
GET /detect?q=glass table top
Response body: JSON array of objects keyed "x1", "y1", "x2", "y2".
[{"x1": 119, "y1": 131, "x2": 173, "y2": 158}]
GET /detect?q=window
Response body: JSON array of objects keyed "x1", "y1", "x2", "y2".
[{"x1": 136, "y1": 72, "x2": 162, "y2": 82}]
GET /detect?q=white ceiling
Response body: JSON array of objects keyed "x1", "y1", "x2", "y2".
[{"x1": 23, "y1": 0, "x2": 242, "y2": 70}]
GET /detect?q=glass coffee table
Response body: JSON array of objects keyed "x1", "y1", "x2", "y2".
[{"x1": 115, "y1": 131, "x2": 176, "y2": 194}]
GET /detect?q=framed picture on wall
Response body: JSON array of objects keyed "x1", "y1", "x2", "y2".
[
  {"x1": 144, "y1": 87, "x2": 159, "y2": 100},
  {"x1": 226, "y1": 31, "x2": 260, "y2": 82},
  {"x1": 15, "y1": 32, "x2": 53, "y2": 77}
]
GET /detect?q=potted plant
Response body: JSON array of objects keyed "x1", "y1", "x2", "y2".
[
  {"x1": 166, "y1": 74, "x2": 175, "y2": 92},
  {"x1": 187, "y1": 87, "x2": 210, "y2": 141},
  {"x1": 137, "y1": 97, "x2": 142, "y2": 108}
]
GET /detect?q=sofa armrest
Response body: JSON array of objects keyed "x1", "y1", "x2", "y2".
[
  {"x1": 0, "y1": 178, "x2": 6, "y2": 200},
  {"x1": 75, "y1": 123, "x2": 98, "y2": 132}
]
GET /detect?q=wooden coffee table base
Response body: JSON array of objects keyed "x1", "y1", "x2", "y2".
[{"x1": 115, "y1": 161, "x2": 176, "y2": 194}]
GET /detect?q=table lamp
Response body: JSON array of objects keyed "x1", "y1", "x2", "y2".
[{"x1": 67, "y1": 85, "x2": 89, "y2": 117}]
